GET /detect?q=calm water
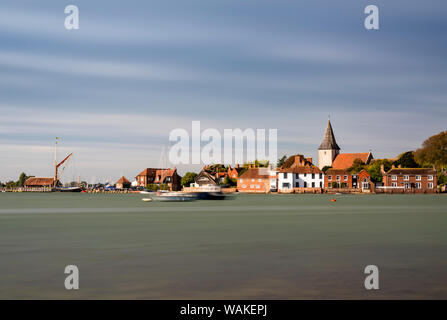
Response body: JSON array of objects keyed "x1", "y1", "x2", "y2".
[{"x1": 0, "y1": 193, "x2": 446, "y2": 299}]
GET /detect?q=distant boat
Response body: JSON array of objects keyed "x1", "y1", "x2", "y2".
[
  {"x1": 52, "y1": 186, "x2": 82, "y2": 193},
  {"x1": 188, "y1": 185, "x2": 227, "y2": 200},
  {"x1": 149, "y1": 192, "x2": 197, "y2": 202},
  {"x1": 50, "y1": 138, "x2": 84, "y2": 193}
]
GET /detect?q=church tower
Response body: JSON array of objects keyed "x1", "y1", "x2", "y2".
[{"x1": 318, "y1": 120, "x2": 340, "y2": 169}]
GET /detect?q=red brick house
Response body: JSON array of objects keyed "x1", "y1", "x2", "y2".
[
  {"x1": 136, "y1": 168, "x2": 181, "y2": 191},
  {"x1": 381, "y1": 166, "x2": 437, "y2": 193},
  {"x1": 324, "y1": 169, "x2": 373, "y2": 192},
  {"x1": 227, "y1": 165, "x2": 242, "y2": 179},
  {"x1": 237, "y1": 167, "x2": 275, "y2": 193}
]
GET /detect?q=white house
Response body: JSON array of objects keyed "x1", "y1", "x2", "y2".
[{"x1": 278, "y1": 166, "x2": 324, "y2": 191}]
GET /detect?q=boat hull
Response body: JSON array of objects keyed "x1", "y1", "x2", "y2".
[{"x1": 52, "y1": 187, "x2": 82, "y2": 193}]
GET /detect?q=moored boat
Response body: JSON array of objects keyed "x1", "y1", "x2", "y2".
[{"x1": 150, "y1": 192, "x2": 197, "y2": 202}]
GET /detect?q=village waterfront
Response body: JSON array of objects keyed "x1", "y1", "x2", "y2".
[{"x1": 0, "y1": 192, "x2": 446, "y2": 299}]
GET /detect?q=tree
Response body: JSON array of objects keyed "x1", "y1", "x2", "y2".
[
  {"x1": 322, "y1": 166, "x2": 332, "y2": 173},
  {"x1": 223, "y1": 176, "x2": 237, "y2": 187},
  {"x1": 17, "y1": 172, "x2": 29, "y2": 187},
  {"x1": 348, "y1": 158, "x2": 365, "y2": 173},
  {"x1": 393, "y1": 151, "x2": 419, "y2": 168},
  {"x1": 277, "y1": 155, "x2": 287, "y2": 168},
  {"x1": 366, "y1": 159, "x2": 393, "y2": 182},
  {"x1": 181, "y1": 172, "x2": 197, "y2": 187},
  {"x1": 415, "y1": 131, "x2": 447, "y2": 168}
]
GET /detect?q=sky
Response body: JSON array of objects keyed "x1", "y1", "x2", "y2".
[{"x1": 0, "y1": 0, "x2": 446, "y2": 183}]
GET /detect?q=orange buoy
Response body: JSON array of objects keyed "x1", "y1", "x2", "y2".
[{"x1": 331, "y1": 198, "x2": 336, "y2": 202}]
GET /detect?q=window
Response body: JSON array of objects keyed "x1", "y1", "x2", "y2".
[
  {"x1": 295, "y1": 174, "x2": 299, "y2": 179},
  {"x1": 242, "y1": 184, "x2": 246, "y2": 188},
  {"x1": 250, "y1": 184, "x2": 254, "y2": 188},
  {"x1": 312, "y1": 173, "x2": 315, "y2": 179},
  {"x1": 304, "y1": 182, "x2": 307, "y2": 188},
  {"x1": 319, "y1": 173, "x2": 322, "y2": 179},
  {"x1": 391, "y1": 182, "x2": 397, "y2": 187},
  {"x1": 392, "y1": 175, "x2": 397, "y2": 181},
  {"x1": 404, "y1": 183, "x2": 409, "y2": 189},
  {"x1": 404, "y1": 175, "x2": 409, "y2": 181},
  {"x1": 416, "y1": 175, "x2": 421, "y2": 181},
  {"x1": 319, "y1": 182, "x2": 322, "y2": 188},
  {"x1": 284, "y1": 173, "x2": 288, "y2": 179},
  {"x1": 328, "y1": 176, "x2": 332, "y2": 181},
  {"x1": 336, "y1": 176, "x2": 340, "y2": 181},
  {"x1": 240, "y1": 179, "x2": 243, "y2": 183},
  {"x1": 256, "y1": 185, "x2": 260, "y2": 189},
  {"x1": 428, "y1": 182, "x2": 434, "y2": 189},
  {"x1": 258, "y1": 179, "x2": 262, "y2": 182},
  {"x1": 428, "y1": 175, "x2": 433, "y2": 181},
  {"x1": 362, "y1": 182, "x2": 370, "y2": 189},
  {"x1": 295, "y1": 182, "x2": 299, "y2": 188},
  {"x1": 251, "y1": 178, "x2": 255, "y2": 182},
  {"x1": 343, "y1": 175, "x2": 348, "y2": 181},
  {"x1": 312, "y1": 182, "x2": 315, "y2": 188},
  {"x1": 416, "y1": 182, "x2": 422, "y2": 189},
  {"x1": 304, "y1": 173, "x2": 307, "y2": 177},
  {"x1": 282, "y1": 183, "x2": 290, "y2": 189}
]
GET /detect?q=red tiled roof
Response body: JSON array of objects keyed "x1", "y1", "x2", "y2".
[
  {"x1": 385, "y1": 168, "x2": 436, "y2": 175},
  {"x1": 136, "y1": 168, "x2": 177, "y2": 183},
  {"x1": 325, "y1": 168, "x2": 350, "y2": 175},
  {"x1": 24, "y1": 177, "x2": 55, "y2": 186},
  {"x1": 278, "y1": 166, "x2": 322, "y2": 174},
  {"x1": 116, "y1": 176, "x2": 130, "y2": 184},
  {"x1": 332, "y1": 153, "x2": 372, "y2": 169},
  {"x1": 239, "y1": 168, "x2": 271, "y2": 179}
]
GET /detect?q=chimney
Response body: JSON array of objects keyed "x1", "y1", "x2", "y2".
[
  {"x1": 392, "y1": 164, "x2": 396, "y2": 169},
  {"x1": 380, "y1": 164, "x2": 386, "y2": 174},
  {"x1": 398, "y1": 164, "x2": 402, "y2": 168},
  {"x1": 306, "y1": 157, "x2": 313, "y2": 165},
  {"x1": 236, "y1": 163, "x2": 240, "y2": 168}
]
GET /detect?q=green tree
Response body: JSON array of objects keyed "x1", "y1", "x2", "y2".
[
  {"x1": 393, "y1": 151, "x2": 419, "y2": 168},
  {"x1": 348, "y1": 158, "x2": 365, "y2": 173},
  {"x1": 277, "y1": 155, "x2": 287, "y2": 167},
  {"x1": 181, "y1": 172, "x2": 197, "y2": 187},
  {"x1": 17, "y1": 172, "x2": 29, "y2": 187},
  {"x1": 415, "y1": 131, "x2": 447, "y2": 168},
  {"x1": 366, "y1": 159, "x2": 393, "y2": 182},
  {"x1": 321, "y1": 166, "x2": 332, "y2": 173},
  {"x1": 223, "y1": 176, "x2": 237, "y2": 187}
]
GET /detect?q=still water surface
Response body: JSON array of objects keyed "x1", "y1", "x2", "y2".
[{"x1": 0, "y1": 193, "x2": 446, "y2": 299}]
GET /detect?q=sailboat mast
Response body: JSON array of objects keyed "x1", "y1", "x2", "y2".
[{"x1": 54, "y1": 137, "x2": 58, "y2": 187}]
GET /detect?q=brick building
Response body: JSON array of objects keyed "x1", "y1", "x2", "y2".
[
  {"x1": 324, "y1": 169, "x2": 373, "y2": 192},
  {"x1": 381, "y1": 166, "x2": 437, "y2": 193},
  {"x1": 136, "y1": 168, "x2": 181, "y2": 191},
  {"x1": 237, "y1": 167, "x2": 276, "y2": 193}
]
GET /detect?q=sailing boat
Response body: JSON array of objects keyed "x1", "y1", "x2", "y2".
[{"x1": 51, "y1": 137, "x2": 82, "y2": 192}]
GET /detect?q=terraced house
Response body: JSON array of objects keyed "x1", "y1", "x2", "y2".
[
  {"x1": 237, "y1": 166, "x2": 277, "y2": 193},
  {"x1": 324, "y1": 168, "x2": 374, "y2": 193},
  {"x1": 380, "y1": 166, "x2": 437, "y2": 193}
]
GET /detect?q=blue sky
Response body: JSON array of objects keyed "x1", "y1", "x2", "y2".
[{"x1": 0, "y1": 0, "x2": 446, "y2": 183}]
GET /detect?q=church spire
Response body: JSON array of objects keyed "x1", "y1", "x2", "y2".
[{"x1": 318, "y1": 120, "x2": 340, "y2": 150}]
